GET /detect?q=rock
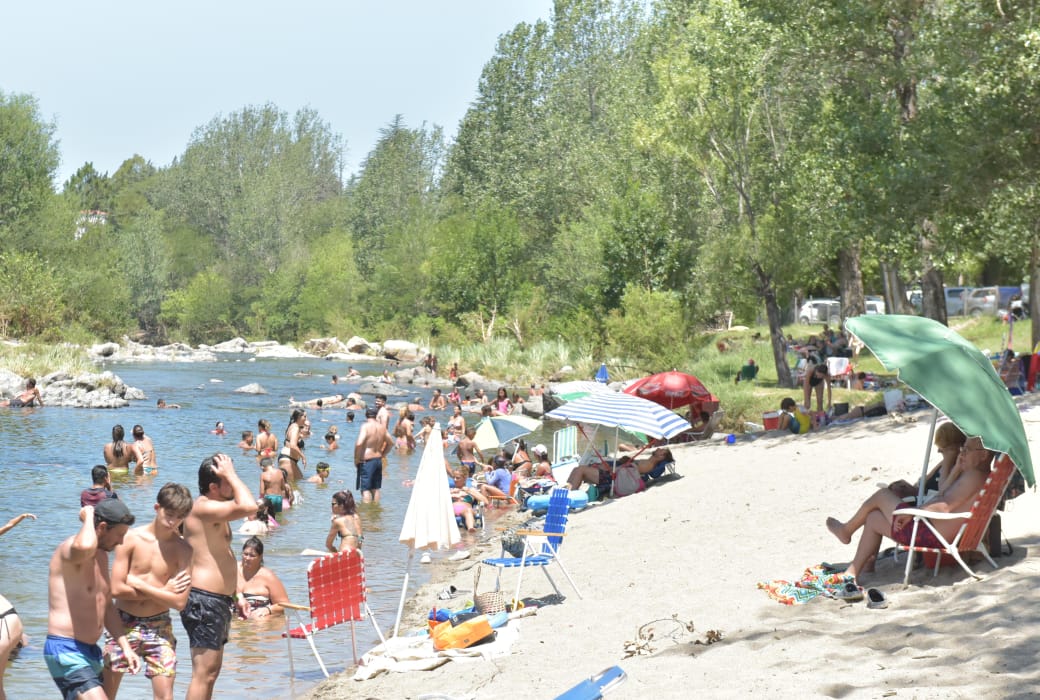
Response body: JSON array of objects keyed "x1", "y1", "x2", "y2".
[
  {"x1": 253, "y1": 344, "x2": 315, "y2": 359},
  {"x1": 382, "y1": 339, "x2": 422, "y2": 362},
  {"x1": 89, "y1": 342, "x2": 120, "y2": 358},
  {"x1": 357, "y1": 381, "x2": 409, "y2": 397},
  {"x1": 522, "y1": 394, "x2": 544, "y2": 417},
  {"x1": 210, "y1": 337, "x2": 253, "y2": 353},
  {"x1": 345, "y1": 336, "x2": 373, "y2": 354},
  {"x1": 303, "y1": 337, "x2": 349, "y2": 356},
  {"x1": 235, "y1": 383, "x2": 268, "y2": 394}
]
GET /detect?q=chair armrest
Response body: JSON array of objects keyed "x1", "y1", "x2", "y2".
[
  {"x1": 515, "y1": 529, "x2": 567, "y2": 537},
  {"x1": 281, "y1": 602, "x2": 311, "y2": 612},
  {"x1": 896, "y1": 508, "x2": 972, "y2": 521}
]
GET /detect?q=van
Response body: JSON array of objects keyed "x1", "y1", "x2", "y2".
[
  {"x1": 798, "y1": 299, "x2": 840, "y2": 325},
  {"x1": 944, "y1": 287, "x2": 972, "y2": 316},
  {"x1": 964, "y1": 286, "x2": 1022, "y2": 317}
]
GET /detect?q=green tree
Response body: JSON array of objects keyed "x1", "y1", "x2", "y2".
[{"x1": 0, "y1": 91, "x2": 59, "y2": 236}]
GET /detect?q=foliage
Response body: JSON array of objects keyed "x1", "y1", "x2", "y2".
[
  {"x1": 604, "y1": 284, "x2": 687, "y2": 371},
  {"x1": 0, "y1": 91, "x2": 60, "y2": 234}
]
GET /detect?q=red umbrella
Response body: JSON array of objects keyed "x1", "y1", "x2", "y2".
[{"x1": 623, "y1": 371, "x2": 715, "y2": 411}]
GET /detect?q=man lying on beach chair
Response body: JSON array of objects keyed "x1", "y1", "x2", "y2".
[{"x1": 565, "y1": 449, "x2": 675, "y2": 492}]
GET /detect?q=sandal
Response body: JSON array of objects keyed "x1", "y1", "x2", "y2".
[
  {"x1": 437, "y1": 585, "x2": 459, "y2": 600},
  {"x1": 866, "y1": 588, "x2": 888, "y2": 609}
]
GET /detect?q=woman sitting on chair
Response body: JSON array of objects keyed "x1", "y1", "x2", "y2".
[{"x1": 830, "y1": 435, "x2": 991, "y2": 581}]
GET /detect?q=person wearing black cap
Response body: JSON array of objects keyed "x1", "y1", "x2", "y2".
[
  {"x1": 354, "y1": 406, "x2": 392, "y2": 503},
  {"x1": 46, "y1": 499, "x2": 138, "y2": 700}
]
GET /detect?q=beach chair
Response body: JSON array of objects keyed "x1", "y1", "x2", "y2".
[
  {"x1": 688, "y1": 409, "x2": 724, "y2": 442},
  {"x1": 282, "y1": 549, "x2": 385, "y2": 678},
  {"x1": 793, "y1": 357, "x2": 809, "y2": 385},
  {"x1": 826, "y1": 356, "x2": 853, "y2": 389},
  {"x1": 481, "y1": 487, "x2": 583, "y2": 604},
  {"x1": 550, "y1": 426, "x2": 580, "y2": 484},
  {"x1": 894, "y1": 454, "x2": 1016, "y2": 586}
]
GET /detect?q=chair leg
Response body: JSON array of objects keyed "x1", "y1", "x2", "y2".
[
  {"x1": 349, "y1": 619, "x2": 359, "y2": 667},
  {"x1": 550, "y1": 557, "x2": 583, "y2": 599},
  {"x1": 539, "y1": 567, "x2": 562, "y2": 598},
  {"x1": 285, "y1": 615, "x2": 296, "y2": 680},
  {"x1": 303, "y1": 627, "x2": 330, "y2": 678},
  {"x1": 365, "y1": 603, "x2": 386, "y2": 644}
]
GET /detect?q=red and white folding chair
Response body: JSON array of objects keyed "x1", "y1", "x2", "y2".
[{"x1": 282, "y1": 549, "x2": 385, "y2": 678}]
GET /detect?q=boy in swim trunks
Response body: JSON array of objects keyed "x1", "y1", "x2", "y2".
[
  {"x1": 47, "y1": 499, "x2": 139, "y2": 700},
  {"x1": 103, "y1": 482, "x2": 194, "y2": 699},
  {"x1": 259, "y1": 457, "x2": 286, "y2": 514}
]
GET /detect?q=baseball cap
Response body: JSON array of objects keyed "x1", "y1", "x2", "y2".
[
  {"x1": 94, "y1": 498, "x2": 135, "y2": 526},
  {"x1": 493, "y1": 456, "x2": 509, "y2": 468},
  {"x1": 533, "y1": 444, "x2": 548, "y2": 456},
  {"x1": 365, "y1": 406, "x2": 379, "y2": 419}
]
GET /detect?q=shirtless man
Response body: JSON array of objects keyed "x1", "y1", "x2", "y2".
[
  {"x1": 258, "y1": 457, "x2": 286, "y2": 515},
  {"x1": 131, "y1": 425, "x2": 158, "y2": 475},
  {"x1": 456, "y1": 427, "x2": 484, "y2": 477},
  {"x1": 46, "y1": 499, "x2": 140, "y2": 700},
  {"x1": 375, "y1": 394, "x2": 391, "y2": 431},
  {"x1": 103, "y1": 483, "x2": 194, "y2": 700},
  {"x1": 181, "y1": 454, "x2": 256, "y2": 700},
  {"x1": 428, "y1": 389, "x2": 447, "y2": 411},
  {"x1": 354, "y1": 407, "x2": 392, "y2": 503},
  {"x1": 0, "y1": 377, "x2": 43, "y2": 407}
]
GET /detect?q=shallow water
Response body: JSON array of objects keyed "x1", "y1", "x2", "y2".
[{"x1": 0, "y1": 356, "x2": 547, "y2": 699}]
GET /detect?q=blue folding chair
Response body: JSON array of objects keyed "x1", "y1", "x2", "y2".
[{"x1": 481, "y1": 487, "x2": 583, "y2": 604}]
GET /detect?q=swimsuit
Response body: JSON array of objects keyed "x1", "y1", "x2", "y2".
[
  {"x1": 460, "y1": 460, "x2": 477, "y2": 476},
  {"x1": 263, "y1": 494, "x2": 284, "y2": 513},
  {"x1": 45, "y1": 634, "x2": 104, "y2": 700},
  {"x1": 243, "y1": 593, "x2": 272, "y2": 609},
  {"x1": 357, "y1": 457, "x2": 383, "y2": 492},
  {"x1": 104, "y1": 609, "x2": 178, "y2": 679},
  {"x1": 0, "y1": 605, "x2": 16, "y2": 642},
  {"x1": 180, "y1": 588, "x2": 234, "y2": 651},
  {"x1": 891, "y1": 504, "x2": 942, "y2": 548},
  {"x1": 7, "y1": 398, "x2": 32, "y2": 408}
]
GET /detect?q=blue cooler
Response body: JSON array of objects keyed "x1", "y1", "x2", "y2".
[{"x1": 527, "y1": 490, "x2": 589, "y2": 514}]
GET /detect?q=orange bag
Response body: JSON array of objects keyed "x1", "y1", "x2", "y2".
[{"x1": 431, "y1": 615, "x2": 495, "y2": 650}]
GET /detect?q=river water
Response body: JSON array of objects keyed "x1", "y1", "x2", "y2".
[{"x1": 0, "y1": 355, "x2": 547, "y2": 699}]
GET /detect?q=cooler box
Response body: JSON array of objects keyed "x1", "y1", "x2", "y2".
[
  {"x1": 762, "y1": 411, "x2": 780, "y2": 430},
  {"x1": 526, "y1": 489, "x2": 588, "y2": 514}
]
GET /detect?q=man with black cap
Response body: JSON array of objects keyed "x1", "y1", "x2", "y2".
[
  {"x1": 46, "y1": 499, "x2": 139, "y2": 700},
  {"x1": 354, "y1": 406, "x2": 392, "y2": 503}
]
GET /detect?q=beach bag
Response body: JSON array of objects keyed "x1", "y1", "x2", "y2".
[
  {"x1": 499, "y1": 526, "x2": 527, "y2": 559},
  {"x1": 431, "y1": 615, "x2": 495, "y2": 650},
  {"x1": 473, "y1": 567, "x2": 505, "y2": 615},
  {"x1": 613, "y1": 464, "x2": 645, "y2": 498}
]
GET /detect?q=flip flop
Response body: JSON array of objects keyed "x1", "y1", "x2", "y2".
[
  {"x1": 833, "y1": 582, "x2": 864, "y2": 603},
  {"x1": 437, "y1": 585, "x2": 459, "y2": 600},
  {"x1": 866, "y1": 588, "x2": 888, "y2": 609}
]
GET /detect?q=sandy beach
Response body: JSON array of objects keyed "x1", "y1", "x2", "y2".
[{"x1": 306, "y1": 397, "x2": 1040, "y2": 699}]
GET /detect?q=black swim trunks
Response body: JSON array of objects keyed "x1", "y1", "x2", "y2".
[
  {"x1": 357, "y1": 457, "x2": 383, "y2": 492},
  {"x1": 180, "y1": 588, "x2": 234, "y2": 650}
]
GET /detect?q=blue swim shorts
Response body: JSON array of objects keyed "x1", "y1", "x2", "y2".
[
  {"x1": 45, "y1": 634, "x2": 104, "y2": 700},
  {"x1": 357, "y1": 457, "x2": 383, "y2": 492}
]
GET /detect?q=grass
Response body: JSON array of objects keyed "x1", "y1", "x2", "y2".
[{"x1": 0, "y1": 341, "x2": 93, "y2": 378}]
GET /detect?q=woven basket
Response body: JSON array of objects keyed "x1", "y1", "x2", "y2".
[{"x1": 473, "y1": 567, "x2": 505, "y2": 615}]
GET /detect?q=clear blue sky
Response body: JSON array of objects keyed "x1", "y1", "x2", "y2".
[{"x1": 1, "y1": 1, "x2": 552, "y2": 185}]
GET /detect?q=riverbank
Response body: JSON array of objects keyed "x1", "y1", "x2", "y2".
[{"x1": 306, "y1": 400, "x2": 1040, "y2": 699}]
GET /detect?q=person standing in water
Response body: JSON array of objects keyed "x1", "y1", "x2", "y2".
[
  {"x1": 131, "y1": 425, "x2": 158, "y2": 475},
  {"x1": 46, "y1": 500, "x2": 139, "y2": 700},
  {"x1": 354, "y1": 407, "x2": 392, "y2": 504},
  {"x1": 180, "y1": 454, "x2": 255, "y2": 700},
  {"x1": 105, "y1": 425, "x2": 144, "y2": 473},
  {"x1": 103, "y1": 483, "x2": 194, "y2": 700}
]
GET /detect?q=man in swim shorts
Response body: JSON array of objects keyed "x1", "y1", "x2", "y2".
[
  {"x1": 181, "y1": 454, "x2": 256, "y2": 700},
  {"x1": 354, "y1": 407, "x2": 393, "y2": 503},
  {"x1": 47, "y1": 498, "x2": 139, "y2": 700},
  {"x1": 104, "y1": 483, "x2": 194, "y2": 699},
  {"x1": 457, "y1": 427, "x2": 484, "y2": 476},
  {"x1": 259, "y1": 457, "x2": 285, "y2": 514}
]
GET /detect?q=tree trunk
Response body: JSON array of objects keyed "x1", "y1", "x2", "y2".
[
  {"x1": 1031, "y1": 230, "x2": 1040, "y2": 352},
  {"x1": 838, "y1": 243, "x2": 864, "y2": 321},
  {"x1": 919, "y1": 223, "x2": 947, "y2": 324},
  {"x1": 756, "y1": 264, "x2": 793, "y2": 388}
]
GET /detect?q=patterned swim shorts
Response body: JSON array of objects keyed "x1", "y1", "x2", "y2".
[{"x1": 104, "y1": 609, "x2": 177, "y2": 678}]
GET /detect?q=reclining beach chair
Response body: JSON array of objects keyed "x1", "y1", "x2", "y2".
[
  {"x1": 550, "y1": 426, "x2": 580, "y2": 484},
  {"x1": 282, "y1": 549, "x2": 385, "y2": 678},
  {"x1": 826, "y1": 356, "x2": 853, "y2": 389},
  {"x1": 481, "y1": 487, "x2": 583, "y2": 604},
  {"x1": 894, "y1": 454, "x2": 1016, "y2": 586},
  {"x1": 688, "y1": 409, "x2": 724, "y2": 442}
]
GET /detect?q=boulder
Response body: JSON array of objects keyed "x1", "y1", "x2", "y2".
[
  {"x1": 253, "y1": 344, "x2": 315, "y2": 359},
  {"x1": 210, "y1": 337, "x2": 253, "y2": 353},
  {"x1": 303, "y1": 337, "x2": 349, "y2": 356},
  {"x1": 382, "y1": 339, "x2": 422, "y2": 362},
  {"x1": 345, "y1": 336, "x2": 373, "y2": 354},
  {"x1": 522, "y1": 394, "x2": 545, "y2": 417},
  {"x1": 235, "y1": 383, "x2": 268, "y2": 394},
  {"x1": 89, "y1": 342, "x2": 120, "y2": 358},
  {"x1": 357, "y1": 381, "x2": 409, "y2": 397}
]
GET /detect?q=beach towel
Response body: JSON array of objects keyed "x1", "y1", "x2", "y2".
[{"x1": 757, "y1": 565, "x2": 856, "y2": 605}]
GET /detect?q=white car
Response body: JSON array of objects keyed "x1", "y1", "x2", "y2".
[{"x1": 798, "y1": 299, "x2": 841, "y2": 325}]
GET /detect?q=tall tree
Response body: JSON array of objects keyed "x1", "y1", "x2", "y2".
[{"x1": 0, "y1": 91, "x2": 59, "y2": 236}]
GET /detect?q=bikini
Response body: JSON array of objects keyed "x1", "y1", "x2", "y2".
[{"x1": 0, "y1": 605, "x2": 17, "y2": 640}]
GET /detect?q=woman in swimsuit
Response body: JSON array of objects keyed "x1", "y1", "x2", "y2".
[
  {"x1": 393, "y1": 409, "x2": 415, "y2": 452},
  {"x1": 103, "y1": 424, "x2": 143, "y2": 472},
  {"x1": 0, "y1": 511, "x2": 34, "y2": 698},
  {"x1": 510, "y1": 440, "x2": 533, "y2": 478},
  {"x1": 802, "y1": 362, "x2": 832, "y2": 413},
  {"x1": 0, "y1": 378, "x2": 43, "y2": 408},
  {"x1": 326, "y1": 490, "x2": 363, "y2": 553},
  {"x1": 450, "y1": 469, "x2": 487, "y2": 532},
  {"x1": 130, "y1": 424, "x2": 158, "y2": 475},
  {"x1": 255, "y1": 419, "x2": 278, "y2": 461},
  {"x1": 446, "y1": 405, "x2": 466, "y2": 439},
  {"x1": 280, "y1": 410, "x2": 307, "y2": 481},
  {"x1": 236, "y1": 537, "x2": 288, "y2": 620},
  {"x1": 493, "y1": 388, "x2": 512, "y2": 416}
]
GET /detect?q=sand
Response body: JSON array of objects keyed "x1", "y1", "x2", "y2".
[{"x1": 305, "y1": 398, "x2": 1040, "y2": 699}]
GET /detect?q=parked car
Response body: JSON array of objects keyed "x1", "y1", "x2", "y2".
[
  {"x1": 965, "y1": 286, "x2": 1022, "y2": 317},
  {"x1": 798, "y1": 299, "x2": 841, "y2": 325},
  {"x1": 865, "y1": 298, "x2": 886, "y2": 315},
  {"x1": 944, "y1": 286, "x2": 972, "y2": 316}
]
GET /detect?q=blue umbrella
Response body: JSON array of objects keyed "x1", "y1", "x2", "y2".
[
  {"x1": 545, "y1": 391, "x2": 690, "y2": 440},
  {"x1": 595, "y1": 363, "x2": 609, "y2": 383}
]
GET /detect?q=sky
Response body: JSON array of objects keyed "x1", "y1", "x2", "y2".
[{"x1": 1, "y1": 1, "x2": 553, "y2": 185}]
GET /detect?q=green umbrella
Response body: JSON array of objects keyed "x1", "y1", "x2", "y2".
[{"x1": 846, "y1": 315, "x2": 1033, "y2": 487}]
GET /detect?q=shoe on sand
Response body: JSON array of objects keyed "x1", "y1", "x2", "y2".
[
  {"x1": 833, "y1": 582, "x2": 864, "y2": 602},
  {"x1": 437, "y1": 585, "x2": 459, "y2": 600},
  {"x1": 448, "y1": 549, "x2": 470, "y2": 562},
  {"x1": 866, "y1": 588, "x2": 888, "y2": 609},
  {"x1": 420, "y1": 552, "x2": 432, "y2": 564}
]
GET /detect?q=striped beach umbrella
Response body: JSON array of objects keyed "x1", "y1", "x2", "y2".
[{"x1": 544, "y1": 391, "x2": 690, "y2": 440}]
